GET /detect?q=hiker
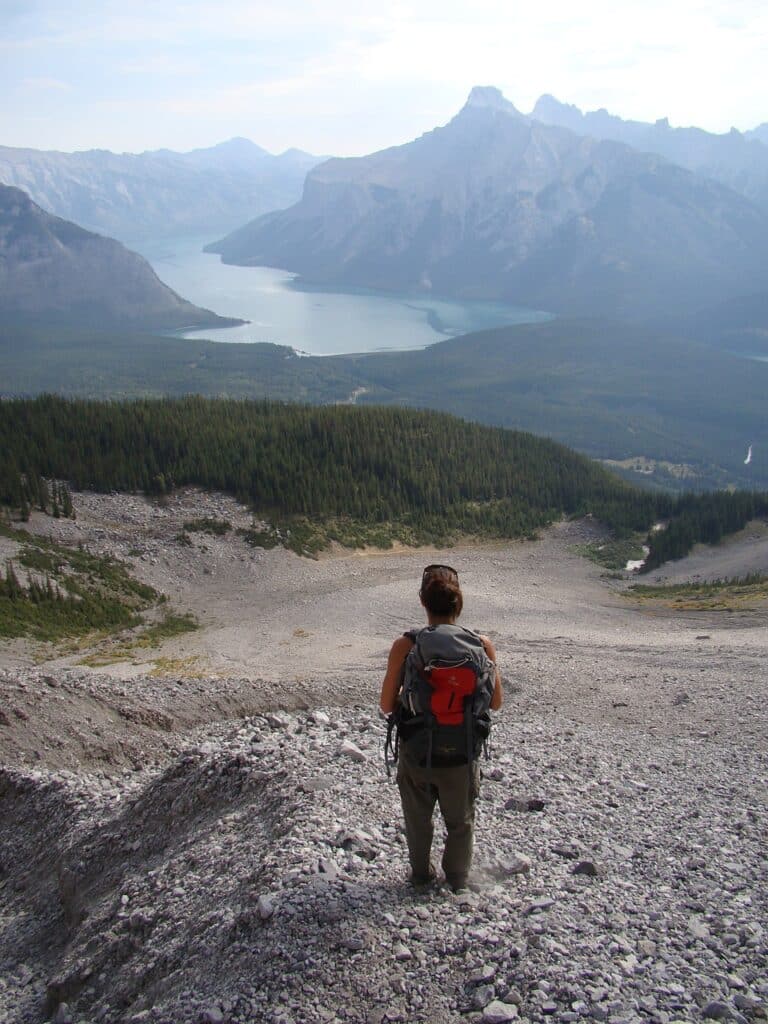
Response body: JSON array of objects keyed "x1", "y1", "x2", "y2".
[{"x1": 380, "y1": 564, "x2": 502, "y2": 891}]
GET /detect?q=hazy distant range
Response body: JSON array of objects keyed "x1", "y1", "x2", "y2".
[{"x1": 0, "y1": 138, "x2": 322, "y2": 244}]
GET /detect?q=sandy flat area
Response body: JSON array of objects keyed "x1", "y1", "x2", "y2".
[{"x1": 2, "y1": 492, "x2": 766, "y2": 772}]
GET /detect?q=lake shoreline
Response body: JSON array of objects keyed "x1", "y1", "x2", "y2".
[{"x1": 141, "y1": 234, "x2": 551, "y2": 355}]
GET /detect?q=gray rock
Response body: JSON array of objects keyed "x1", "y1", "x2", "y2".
[
  {"x1": 524, "y1": 897, "x2": 555, "y2": 914},
  {"x1": 317, "y1": 858, "x2": 339, "y2": 879},
  {"x1": 337, "y1": 739, "x2": 367, "y2": 762},
  {"x1": 497, "y1": 853, "x2": 532, "y2": 876},
  {"x1": 299, "y1": 777, "x2": 336, "y2": 793},
  {"x1": 573, "y1": 860, "x2": 601, "y2": 877},
  {"x1": 470, "y1": 963, "x2": 497, "y2": 984},
  {"x1": 199, "y1": 1010, "x2": 225, "y2": 1024},
  {"x1": 257, "y1": 895, "x2": 275, "y2": 920},
  {"x1": 688, "y1": 917, "x2": 711, "y2": 939},
  {"x1": 266, "y1": 712, "x2": 291, "y2": 730},
  {"x1": 474, "y1": 984, "x2": 497, "y2": 1009},
  {"x1": 702, "y1": 1001, "x2": 740, "y2": 1021},
  {"x1": 482, "y1": 1000, "x2": 519, "y2": 1022},
  {"x1": 551, "y1": 843, "x2": 580, "y2": 859},
  {"x1": 733, "y1": 994, "x2": 764, "y2": 1013},
  {"x1": 504, "y1": 797, "x2": 546, "y2": 812}
]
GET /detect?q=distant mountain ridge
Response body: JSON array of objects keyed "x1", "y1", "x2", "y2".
[
  {"x1": 530, "y1": 94, "x2": 768, "y2": 211},
  {"x1": 0, "y1": 185, "x2": 240, "y2": 330},
  {"x1": 0, "y1": 139, "x2": 323, "y2": 244},
  {"x1": 207, "y1": 86, "x2": 768, "y2": 321}
]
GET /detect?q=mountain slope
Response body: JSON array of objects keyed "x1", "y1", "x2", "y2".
[
  {"x1": 0, "y1": 139, "x2": 322, "y2": 244},
  {"x1": 208, "y1": 87, "x2": 768, "y2": 321},
  {"x1": 0, "y1": 185, "x2": 240, "y2": 330},
  {"x1": 531, "y1": 94, "x2": 768, "y2": 211},
  {"x1": 1, "y1": 314, "x2": 766, "y2": 491},
  {"x1": 349, "y1": 318, "x2": 768, "y2": 485}
]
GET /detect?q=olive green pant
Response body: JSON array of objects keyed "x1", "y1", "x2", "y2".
[{"x1": 396, "y1": 745, "x2": 480, "y2": 886}]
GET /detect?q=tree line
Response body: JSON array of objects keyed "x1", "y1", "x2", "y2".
[
  {"x1": 0, "y1": 396, "x2": 764, "y2": 565},
  {"x1": 640, "y1": 490, "x2": 768, "y2": 572}
]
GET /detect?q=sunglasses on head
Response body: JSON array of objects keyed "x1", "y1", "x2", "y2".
[{"x1": 422, "y1": 563, "x2": 458, "y2": 580}]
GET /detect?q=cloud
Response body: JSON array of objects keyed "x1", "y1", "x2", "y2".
[
  {"x1": 1, "y1": 0, "x2": 766, "y2": 151},
  {"x1": 120, "y1": 55, "x2": 201, "y2": 76},
  {"x1": 20, "y1": 76, "x2": 72, "y2": 91}
]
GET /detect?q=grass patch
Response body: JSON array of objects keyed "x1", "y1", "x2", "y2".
[
  {"x1": 183, "y1": 517, "x2": 232, "y2": 536},
  {"x1": 627, "y1": 573, "x2": 768, "y2": 610},
  {"x1": 237, "y1": 525, "x2": 282, "y2": 550},
  {"x1": 576, "y1": 535, "x2": 647, "y2": 572},
  {"x1": 77, "y1": 611, "x2": 199, "y2": 665},
  {"x1": 238, "y1": 516, "x2": 426, "y2": 557},
  {"x1": 132, "y1": 612, "x2": 198, "y2": 647},
  {"x1": 150, "y1": 655, "x2": 208, "y2": 678}
]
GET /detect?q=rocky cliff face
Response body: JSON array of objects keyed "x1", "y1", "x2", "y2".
[
  {"x1": 0, "y1": 139, "x2": 321, "y2": 244},
  {"x1": 0, "y1": 185, "x2": 240, "y2": 329},
  {"x1": 207, "y1": 87, "x2": 768, "y2": 321},
  {"x1": 531, "y1": 94, "x2": 768, "y2": 212}
]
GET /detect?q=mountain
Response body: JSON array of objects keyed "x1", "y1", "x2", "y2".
[
  {"x1": 207, "y1": 87, "x2": 768, "y2": 321},
  {"x1": 531, "y1": 94, "x2": 768, "y2": 210},
  {"x1": 679, "y1": 291, "x2": 768, "y2": 356},
  {"x1": 0, "y1": 139, "x2": 322, "y2": 244},
  {"x1": 0, "y1": 185, "x2": 241, "y2": 330},
  {"x1": 747, "y1": 123, "x2": 768, "y2": 146}
]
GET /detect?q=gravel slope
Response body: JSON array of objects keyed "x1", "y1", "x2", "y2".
[{"x1": 1, "y1": 492, "x2": 766, "y2": 1024}]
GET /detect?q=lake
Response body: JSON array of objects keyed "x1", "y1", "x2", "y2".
[{"x1": 137, "y1": 236, "x2": 552, "y2": 356}]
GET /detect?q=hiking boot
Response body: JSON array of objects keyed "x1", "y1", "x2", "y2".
[
  {"x1": 445, "y1": 874, "x2": 468, "y2": 893},
  {"x1": 408, "y1": 864, "x2": 437, "y2": 888}
]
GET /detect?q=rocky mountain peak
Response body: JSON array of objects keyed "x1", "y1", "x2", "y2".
[
  {"x1": 531, "y1": 94, "x2": 585, "y2": 130},
  {"x1": 207, "y1": 136, "x2": 268, "y2": 155},
  {"x1": 462, "y1": 85, "x2": 525, "y2": 118}
]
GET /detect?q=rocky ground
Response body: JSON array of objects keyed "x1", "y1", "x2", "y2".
[{"x1": 1, "y1": 492, "x2": 766, "y2": 1024}]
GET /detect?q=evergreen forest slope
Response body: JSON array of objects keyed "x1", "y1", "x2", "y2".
[
  {"x1": 2, "y1": 397, "x2": 766, "y2": 568},
  {"x1": 0, "y1": 396, "x2": 651, "y2": 548},
  {"x1": 1, "y1": 317, "x2": 765, "y2": 492},
  {"x1": 349, "y1": 319, "x2": 768, "y2": 488}
]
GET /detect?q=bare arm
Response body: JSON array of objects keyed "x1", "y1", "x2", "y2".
[
  {"x1": 480, "y1": 635, "x2": 503, "y2": 710},
  {"x1": 379, "y1": 635, "x2": 414, "y2": 714}
]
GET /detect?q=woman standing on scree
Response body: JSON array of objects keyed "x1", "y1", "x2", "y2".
[{"x1": 379, "y1": 564, "x2": 503, "y2": 891}]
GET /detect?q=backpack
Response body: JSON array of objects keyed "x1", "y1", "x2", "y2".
[{"x1": 385, "y1": 623, "x2": 496, "y2": 774}]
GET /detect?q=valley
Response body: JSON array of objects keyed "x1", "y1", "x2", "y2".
[{"x1": 3, "y1": 63, "x2": 768, "y2": 1024}]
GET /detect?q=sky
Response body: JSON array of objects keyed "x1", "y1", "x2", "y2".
[{"x1": 2, "y1": 0, "x2": 767, "y2": 157}]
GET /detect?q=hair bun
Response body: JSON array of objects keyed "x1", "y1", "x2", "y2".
[{"x1": 421, "y1": 575, "x2": 463, "y2": 617}]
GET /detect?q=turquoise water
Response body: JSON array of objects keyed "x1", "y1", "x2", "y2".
[{"x1": 138, "y1": 236, "x2": 551, "y2": 356}]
